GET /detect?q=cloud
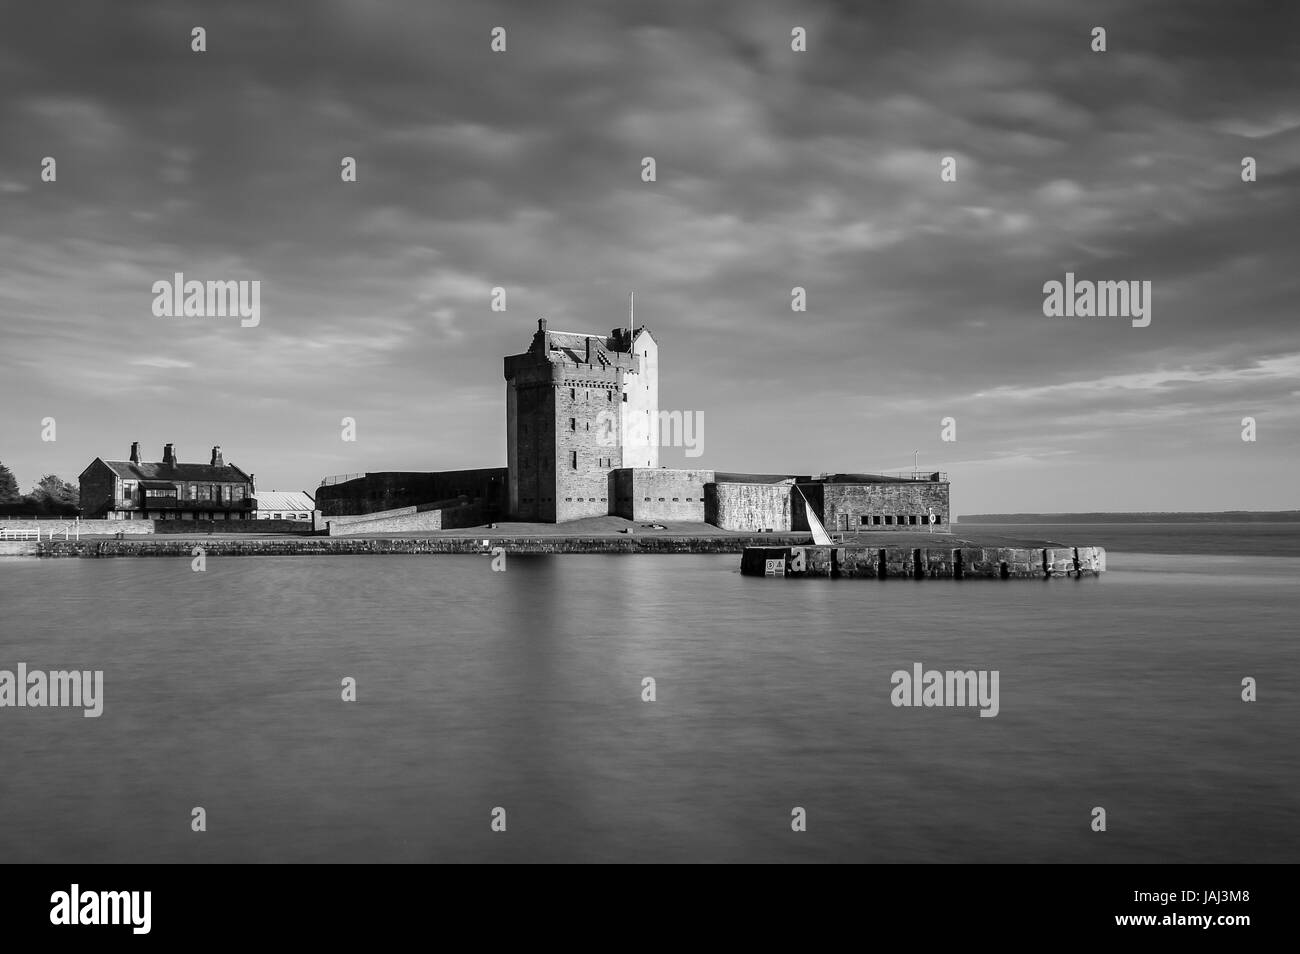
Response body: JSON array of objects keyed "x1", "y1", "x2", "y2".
[
  {"x1": 130, "y1": 357, "x2": 195, "y2": 369},
  {"x1": 0, "y1": 0, "x2": 1296, "y2": 510}
]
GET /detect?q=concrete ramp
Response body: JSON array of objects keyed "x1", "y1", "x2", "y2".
[{"x1": 328, "y1": 498, "x2": 483, "y2": 536}]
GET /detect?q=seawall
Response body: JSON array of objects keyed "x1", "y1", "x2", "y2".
[
  {"x1": 740, "y1": 545, "x2": 1106, "y2": 579},
  {"x1": 28, "y1": 534, "x2": 819, "y2": 558}
]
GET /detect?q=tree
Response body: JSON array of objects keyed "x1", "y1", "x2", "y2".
[
  {"x1": 0, "y1": 461, "x2": 19, "y2": 503},
  {"x1": 32, "y1": 474, "x2": 79, "y2": 508}
]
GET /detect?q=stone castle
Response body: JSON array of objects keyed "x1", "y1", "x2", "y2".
[
  {"x1": 315, "y1": 318, "x2": 951, "y2": 533},
  {"x1": 504, "y1": 318, "x2": 658, "y2": 522}
]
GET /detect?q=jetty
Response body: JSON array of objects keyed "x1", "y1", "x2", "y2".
[{"x1": 740, "y1": 544, "x2": 1105, "y2": 579}]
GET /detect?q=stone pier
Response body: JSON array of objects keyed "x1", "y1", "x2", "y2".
[{"x1": 741, "y1": 544, "x2": 1106, "y2": 579}]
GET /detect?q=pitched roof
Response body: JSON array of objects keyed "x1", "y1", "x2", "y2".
[
  {"x1": 101, "y1": 459, "x2": 251, "y2": 483},
  {"x1": 253, "y1": 491, "x2": 315, "y2": 512}
]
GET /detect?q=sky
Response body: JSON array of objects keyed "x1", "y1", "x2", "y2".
[{"x1": 1, "y1": 0, "x2": 1297, "y2": 514}]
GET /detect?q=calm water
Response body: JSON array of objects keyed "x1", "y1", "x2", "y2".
[{"x1": 1, "y1": 525, "x2": 1297, "y2": 863}]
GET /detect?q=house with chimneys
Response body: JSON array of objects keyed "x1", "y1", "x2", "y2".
[{"x1": 79, "y1": 442, "x2": 255, "y2": 520}]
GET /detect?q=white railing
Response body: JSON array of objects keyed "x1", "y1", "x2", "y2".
[{"x1": 0, "y1": 524, "x2": 81, "y2": 541}]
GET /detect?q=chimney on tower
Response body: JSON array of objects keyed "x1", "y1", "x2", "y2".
[
  {"x1": 163, "y1": 443, "x2": 176, "y2": 467},
  {"x1": 129, "y1": 441, "x2": 141, "y2": 464},
  {"x1": 211, "y1": 445, "x2": 223, "y2": 467}
]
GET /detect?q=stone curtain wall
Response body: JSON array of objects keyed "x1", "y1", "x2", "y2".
[
  {"x1": 627, "y1": 468, "x2": 714, "y2": 522},
  {"x1": 705, "y1": 482, "x2": 793, "y2": 531}
]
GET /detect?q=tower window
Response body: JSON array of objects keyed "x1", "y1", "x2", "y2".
[
  {"x1": 570, "y1": 388, "x2": 575, "y2": 399},
  {"x1": 570, "y1": 418, "x2": 576, "y2": 431},
  {"x1": 571, "y1": 451, "x2": 577, "y2": 469}
]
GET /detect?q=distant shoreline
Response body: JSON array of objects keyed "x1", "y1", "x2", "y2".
[{"x1": 958, "y1": 513, "x2": 1300, "y2": 524}]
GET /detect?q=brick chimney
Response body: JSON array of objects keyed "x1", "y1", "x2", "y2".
[
  {"x1": 211, "y1": 445, "x2": 223, "y2": 466},
  {"x1": 163, "y1": 443, "x2": 176, "y2": 467},
  {"x1": 129, "y1": 441, "x2": 141, "y2": 464}
]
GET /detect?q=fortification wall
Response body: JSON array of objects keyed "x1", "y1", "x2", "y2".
[
  {"x1": 706, "y1": 483, "x2": 793, "y2": 531},
  {"x1": 613, "y1": 469, "x2": 713, "y2": 522},
  {"x1": 818, "y1": 482, "x2": 950, "y2": 531}
]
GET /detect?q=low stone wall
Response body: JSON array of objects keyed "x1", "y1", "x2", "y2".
[
  {"x1": 741, "y1": 545, "x2": 1107, "y2": 579},
  {"x1": 155, "y1": 519, "x2": 313, "y2": 534},
  {"x1": 0, "y1": 518, "x2": 154, "y2": 538}
]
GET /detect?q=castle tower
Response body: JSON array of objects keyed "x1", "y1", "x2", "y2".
[{"x1": 504, "y1": 317, "x2": 658, "y2": 522}]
